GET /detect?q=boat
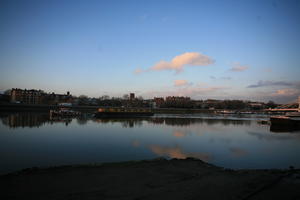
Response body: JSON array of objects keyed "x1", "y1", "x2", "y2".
[
  {"x1": 286, "y1": 112, "x2": 300, "y2": 117},
  {"x1": 270, "y1": 96, "x2": 300, "y2": 129},
  {"x1": 50, "y1": 108, "x2": 81, "y2": 117},
  {"x1": 94, "y1": 107, "x2": 154, "y2": 118},
  {"x1": 270, "y1": 112, "x2": 300, "y2": 131},
  {"x1": 216, "y1": 110, "x2": 236, "y2": 114}
]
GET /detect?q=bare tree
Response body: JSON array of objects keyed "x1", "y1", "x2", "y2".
[
  {"x1": 138, "y1": 96, "x2": 143, "y2": 100},
  {"x1": 100, "y1": 95, "x2": 110, "y2": 100},
  {"x1": 78, "y1": 95, "x2": 89, "y2": 105},
  {"x1": 123, "y1": 94, "x2": 129, "y2": 100},
  {"x1": 4, "y1": 89, "x2": 11, "y2": 95}
]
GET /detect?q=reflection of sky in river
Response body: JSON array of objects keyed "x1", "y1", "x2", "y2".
[{"x1": 0, "y1": 112, "x2": 300, "y2": 174}]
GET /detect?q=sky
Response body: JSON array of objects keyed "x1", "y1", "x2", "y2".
[{"x1": 0, "y1": 0, "x2": 299, "y2": 103}]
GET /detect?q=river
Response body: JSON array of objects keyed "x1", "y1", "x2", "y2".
[{"x1": 0, "y1": 111, "x2": 299, "y2": 174}]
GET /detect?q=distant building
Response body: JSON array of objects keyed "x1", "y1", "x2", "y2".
[
  {"x1": 10, "y1": 88, "x2": 73, "y2": 105},
  {"x1": 46, "y1": 92, "x2": 73, "y2": 105},
  {"x1": 130, "y1": 93, "x2": 135, "y2": 100},
  {"x1": 166, "y1": 96, "x2": 191, "y2": 102},
  {"x1": 298, "y1": 96, "x2": 300, "y2": 112},
  {"x1": 192, "y1": 100, "x2": 203, "y2": 108},
  {"x1": 154, "y1": 97, "x2": 165, "y2": 108},
  {"x1": 165, "y1": 96, "x2": 192, "y2": 108},
  {"x1": 202, "y1": 99, "x2": 221, "y2": 109},
  {"x1": 249, "y1": 102, "x2": 264, "y2": 110},
  {"x1": 10, "y1": 88, "x2": 45, "y2": 104}
]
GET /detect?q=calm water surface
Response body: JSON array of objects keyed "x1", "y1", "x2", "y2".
[{"x1": 0, "y1": 112, "x2": 300, "y2": 174}]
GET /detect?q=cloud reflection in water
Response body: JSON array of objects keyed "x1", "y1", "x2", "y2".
[
  {"x1": 149, "y1": 144, "x2": 213, "y2": 162},
  {"x1": 229, "y1": 147, "x2": 248, "y2": 157}
]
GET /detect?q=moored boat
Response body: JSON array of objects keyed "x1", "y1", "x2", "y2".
[
  {"x1": 270, "y1": 96, "x2": 300, "y2": 130},
  {"x1": 50, "y1": 108, "x2": 81, "y2": 117},
  {"x1": 94, "y1": 107, "x2": 154, "y2": 118},
  {"x1": 216, "y1": 110, "x2": 236, "y2": 114},
  {"x1": 270, "y1": 115, "x2": 300, "y2": 130}
]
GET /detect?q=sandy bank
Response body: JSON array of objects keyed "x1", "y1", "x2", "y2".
[{"x1": 0, "y1": 158, "x2": 299, "y2": 200}]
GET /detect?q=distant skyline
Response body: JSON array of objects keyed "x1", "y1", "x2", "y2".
[{"x1": 0, "y1": 0, "x2": 299, "y2": 103}]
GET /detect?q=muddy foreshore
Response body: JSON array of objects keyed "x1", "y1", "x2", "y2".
[{"x1": 1, "y1": 158, "x2": 299, "y2": 200}]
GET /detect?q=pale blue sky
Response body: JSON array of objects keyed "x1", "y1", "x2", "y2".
[{"x1": 0, "y1": 0, "x2": 299, "y2": 103}]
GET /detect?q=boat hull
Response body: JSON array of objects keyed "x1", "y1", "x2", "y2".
[
  {"x1": 270, "y1": 116, "x2": 293, "y2": 125},
  {"x1": 270, "y1": 116, "x2": 300, "y2": 131}
]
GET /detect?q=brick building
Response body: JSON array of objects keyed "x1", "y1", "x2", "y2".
[
  {"x1": 165, "y1": 96, "x2": 191, "y2": 102},
  {"x1": 164, "y1": 96, "x2": 192, "y2": 108},
  {"x1": 10, "y1": 88, "x2": 73, "y2": 105},
  {"x1": 130, "y1": 93, "x2": 135, "y2": 100},
  {"x1": 154, "y1": 97, "x2": 165, "y2": 108},
  {"x1": 45, "y1": 91, "x2": 73, "y2": 105},
  {"x1": 10, "y1": 88, "x2": 45, "y2": 104}
]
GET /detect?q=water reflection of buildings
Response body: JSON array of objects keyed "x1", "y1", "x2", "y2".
[
  {"x1": 93, "y1": 118, "x2": 143, "y2": 128},
  {"x1": 1, "y1": 113, "x2": 253, "y2": 128},
  {"x1": 163, "y1": 118, "x2": 251, "y2": 126},
  {"x1": 92, "y1": 117, "x2": 251, "y2": 128},
  {"x1": 1, "y1": 113, "x2": 49, "y2": 128},
  {"x1": 49, "y1": 117, "x2": 72, "y2": 126},
  {"x1": 0, "y1": 113, "x2": 74, "y2": 128}
]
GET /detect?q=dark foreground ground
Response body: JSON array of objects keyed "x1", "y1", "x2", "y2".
[{"x1": 1, "y1": 158, "x2": 300, "y2": 200}]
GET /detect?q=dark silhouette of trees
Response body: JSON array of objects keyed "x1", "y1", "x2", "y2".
[
  {"x1": 266, "y1": 101, "x2": 277, "y2": 109},
  {"x1": 78, "y1": 95, "x2": 89, "y2": 105}
]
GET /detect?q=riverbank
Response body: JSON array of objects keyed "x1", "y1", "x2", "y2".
[
  {"x1": 0, "y1": 103, "x2": 267, "y2": 114},
  {"x1": 0, "y1": 103, "x2": 99, "y2": 112},
  {"x1": 1, "y1": 158, "x2": 299, "y2": 200},
  {"x1": 0, "y1": 103, "x2": 215, "y2": 113}
]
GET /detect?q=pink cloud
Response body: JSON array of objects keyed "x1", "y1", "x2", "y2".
[
  {"x1": 174, "y1": 80, "x2": 189, "y2": 87},
  {"x1": 133, "y1": 68, "x2": 144, "y2": 74},
  {"x1": 139, "y1": 52, "x2": 214, "y2": 73},
  {"x1": 230, "y1": 62, "x2": 249, "y2": 72},
  {"x1": 272, "y1": 88, "x2": 300, "y2": 96},
  {"x1": 245, "y1": 87, "x2": 300, "y2": 104},
  {"x1": 264, "y1": 67, "x2": 273, "y2": 72}
]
